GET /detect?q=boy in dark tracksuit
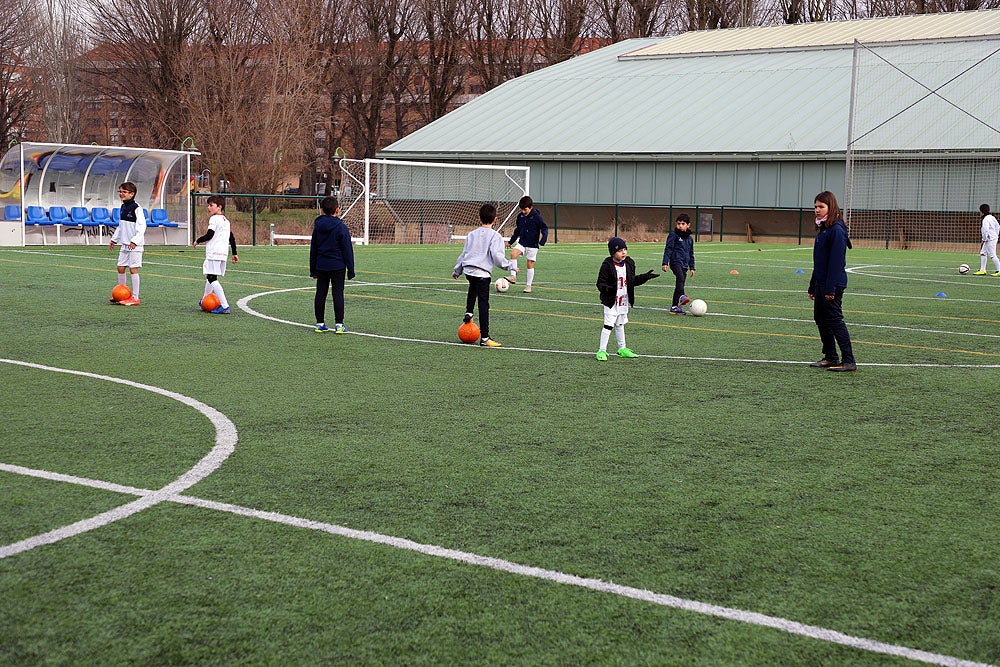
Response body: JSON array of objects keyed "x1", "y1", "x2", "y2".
[
  {"x1": 310, "y1": 196, "x2": 355, "y2": 333},
  {"x1": 660, "y1": 213, "x2": 696, "y2": 314},
  {"x1": 596, "y1": 236, "x2": 658, "y2": 361},
  {"x1": 506, "y1": 196, "x2": 547, "y2": 293}
]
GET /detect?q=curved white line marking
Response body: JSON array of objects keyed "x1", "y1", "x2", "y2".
[
  {"x1": 0, "y1": 359, "x2": 238, "y2": 559},
  {"x1": 238, "y1": 288, "x2": 1000, "y2": 368}
]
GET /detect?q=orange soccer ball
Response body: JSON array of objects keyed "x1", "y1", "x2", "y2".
[
  {"x1": 111, "y1": 284, "x2": 131, "y2": 302},
  {"x1": 200, "y1": 293, "x2": 221, "y2": 312},
  {"x1": 458, "y1": 320, "x2": 481, "y2": 344}
]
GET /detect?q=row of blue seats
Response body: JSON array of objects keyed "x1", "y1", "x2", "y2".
[{"x1": 4, "y1": 204, "x2": 178, "y2": 229}]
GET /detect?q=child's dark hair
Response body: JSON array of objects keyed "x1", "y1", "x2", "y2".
[
  {"x1": 207, "y1": 194, "x2": 226, "y2": 210},
  {"x1": 119, "y1": 182, "x2": 137, "y2": 195},
  {"x1": 518, "y1": 196, "x2": 533, "y2": 209},
  {"x1": 981, "y1": 203, "x2": 991, "y2": 216},
  {"x1": 676, "y1": 213, "x2": 691, "y2": 223},
  {"x1": 479, "y1": 203, "x2": 497, "y2": 224},
  {"x1": 321, "y1": 196, "x2": 339, "y2": 215}
]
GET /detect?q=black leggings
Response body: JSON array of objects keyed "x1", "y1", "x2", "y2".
[
  {"x1": 465, "y1": 275, "x2": 491, "y2": 338},
  {"x1": 314, "y1": 269, "x2": 346, "y2": 324},
  {"x1": 670, "y1": 262, "x2": 688, "y2": 306}
]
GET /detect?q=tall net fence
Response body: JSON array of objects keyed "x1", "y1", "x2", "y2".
[
  {"x1": 336, "y1": 158, "x2": 529, "y2": 245},
  {"x1": 845, "y1": 37, "x2": 1000, "y2": 250}
]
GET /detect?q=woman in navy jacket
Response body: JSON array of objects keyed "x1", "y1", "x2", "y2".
[{"x1": 808, "y1": 191, "x2": 856, "y2": 372}]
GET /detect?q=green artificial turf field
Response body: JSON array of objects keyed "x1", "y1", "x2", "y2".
[{"x1": 1, "y1": 241, "x2": 997, "y2": 666}]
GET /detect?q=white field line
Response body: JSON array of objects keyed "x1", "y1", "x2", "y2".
[
  {"x1": 263, "y1": 284, "x2": 1000, "y2": 352},
  {"x1": 0, "y1": 359, "x2": 238, "y2": 559},
  {"x1": 0, "y1": 459, "x2": 992, "y2": 667},
  {"x1": 2, "y1": 358, "x2": 995, "y2": 664}
]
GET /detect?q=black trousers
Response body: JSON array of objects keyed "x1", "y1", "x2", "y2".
[
  {"x1": 465, "y1": 275, "x2": 491, "y2": 339},
  {"x1": 670, "y1": 262, "x2": 688, "y2": 306},
  {"x1": 314, "y1": 269, "x2": 346, "y2": 324},
  {"x1": 813, "y1": 287, "x2": 855, "y2": 364}
]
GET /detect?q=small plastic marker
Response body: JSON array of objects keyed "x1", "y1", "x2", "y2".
[
  {"x1": 795, "y1": 269, "x2": 805, "y2": 274},
  {"x1": 936, "y1": 292, "x2": 947, "y2": 297},
  {"x1": 730, "y1": 270, "x2": 739, "y2": 275}
]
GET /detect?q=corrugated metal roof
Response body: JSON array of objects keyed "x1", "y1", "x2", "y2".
[
  {"x1": 621, "y1": 10, "x2": 1000, "y2": 59},
  {"x1": 381, "y1": 12, "x2": 1000, "y2": 160}
]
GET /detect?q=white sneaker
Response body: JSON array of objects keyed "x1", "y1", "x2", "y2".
[{"x1": 523, "y1": 285, "x2": 532, "y2": 293}]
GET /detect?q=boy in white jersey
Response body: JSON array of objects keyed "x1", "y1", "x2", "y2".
[
  {"x1": 108, "y1": 181, "x2": 147, "y2": 306},
  {"x1": 595, "y1": 236, "x2": 658, "y2": 361},
  {"x1": 192, "y1": 195, "x2": 239, "y2": 314},
  {"x1": 973, "y1": 203, "x2": 1000, "y2": 276}
]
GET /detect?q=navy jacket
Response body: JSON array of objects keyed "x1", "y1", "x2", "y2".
[
  {"x1": 809, "y1": 219, "x2": 849, "y2": 297},
  {"x1": 509, "y1": 209, "x2": 548, "y2": 248},
  {"x1": 597, "y1": 256, "x2": 656, "y2": 308},
  {"x1": 310, "y1": 215, "x2": 355, "y2": 278},
  {"x1": 661, "y1": 231, "x2": 695, "y2": 270}
]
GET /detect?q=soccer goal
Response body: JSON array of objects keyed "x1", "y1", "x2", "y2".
[
  {"x1": 845, "y1": 37, "x2": 1000, "y2": 251},
  {"x1": 335, "y1": 158, "x2": 530, "y2": 245}
]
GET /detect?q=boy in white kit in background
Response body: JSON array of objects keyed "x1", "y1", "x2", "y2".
[
  {"x1": 192, "y1": 195, "x2": 239, "y2": 314},
  {"x1": 108, "y1": 181, "x2": 147, "y2": 306},
  {"x1": 973, "y1": 203, "x2": 1000, "y2": 276}
]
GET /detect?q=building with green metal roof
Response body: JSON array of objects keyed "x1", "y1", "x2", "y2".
[{"x1": 380, "y1": 11, "x2": 1000, "y2": 245}]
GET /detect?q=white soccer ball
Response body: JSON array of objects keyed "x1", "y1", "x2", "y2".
[
  {"x1": 958, "y1": 263, "x2": 970, "y2": 274},
  {"x1": 689, "y1": 299, "x2": 708, "y2": 316},
  {"x1": 495, "y1": 277, "x2": 510, "y2": 292}
]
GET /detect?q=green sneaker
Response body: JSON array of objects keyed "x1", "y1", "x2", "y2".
[
  {"x1": 973, "y1": 269, "x2": 988, "y2": 275},
  {"x1": 617, "y1": 348, "x2": 638, "y2": 358},
  {"x1": 993, "y1": 271, "x2": 1000, "y2": 277},
  {"x1": 596, "y1": 350, "x2": 609, "y2": 361}
]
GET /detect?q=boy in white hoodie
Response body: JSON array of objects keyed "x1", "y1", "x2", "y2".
[{"x1": 453, "y1": 204, "x2": 518, "y2": 347}]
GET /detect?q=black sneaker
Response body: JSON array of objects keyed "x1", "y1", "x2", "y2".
[
  {"x1": 809, "y1": 359, "x2": 838, "y2": 368},
  {"x1": 462, "y1": 313, "x2": 473, "y2": 324},
  {"x1": 828, "y1": 362, "x2": 857, "y2": 372}
]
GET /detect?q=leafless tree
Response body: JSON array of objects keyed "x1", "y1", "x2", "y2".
[
  {"x1": 178, "y1": 0, "x2": 329, "y2": 199},
  {"x1": 594, "y1": 0, "x2": 677, "y2": 39},
  {"x1": 532, "y1": 0, "x2": 593, "y2": 65},
  {"x1": 80, "y1": 0, "x2": 202, "y2": 148},
  {"x1": 24, "y1": 0, "x2": 89, "y2": 143},
  {"x1": 0, "y1": 0, "x2": 40, "y2": 146},
  {"x1": 336, "y1": 0, "x2": 414, "y2": 158},
  {"x1": 409, "y1": 0, "x2": 468, "y2": 123},
  {"x1": 464, "y1": 0, "x2": 537, "y2": 92}
]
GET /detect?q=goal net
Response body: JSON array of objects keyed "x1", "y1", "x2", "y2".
[
  {"x1": 845, "y1": 37, "x2": 1000, "y2": 251},
  {"x1": 335, "y1": 158, "x2": 530, "y2": 245}
]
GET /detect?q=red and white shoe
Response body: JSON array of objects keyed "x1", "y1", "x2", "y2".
[{"x1": 120, "y1": 296, "x2": 141, "y2": 306}]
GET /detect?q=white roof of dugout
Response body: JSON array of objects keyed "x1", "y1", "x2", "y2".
[{"x1": 380, "y1": 10, "x2": 1000, "y2": 161}]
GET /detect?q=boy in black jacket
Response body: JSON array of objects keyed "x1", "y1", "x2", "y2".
[{"x1": 596, "y1": 237, "x2": 658, "y2": 361}]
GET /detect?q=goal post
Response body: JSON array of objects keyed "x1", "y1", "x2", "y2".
[
  {"x1": 845, "y1": 37, "x2": 1000, "y2": 251},
  {"x1": 335, "y1": 158, "x2": 530, "y2": 245}
]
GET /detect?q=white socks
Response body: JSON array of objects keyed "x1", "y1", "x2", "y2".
[{"x1": 526, "y1": 268, "x2": 534, "y2": 287}]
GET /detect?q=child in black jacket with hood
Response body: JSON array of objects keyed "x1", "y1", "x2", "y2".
[{"x1": 596, "y1": 236, "x2": 658, "y2": 361}]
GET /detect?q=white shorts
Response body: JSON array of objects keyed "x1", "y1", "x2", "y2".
[
  {"x1": 117, "y1": 248, "x2": 143, "y2": 268},
  {"x1": 512, "y1": 244, "x2": 538, "y2": 261},
  {"x1": 981, "y1": 239, "x2": 998, "y2": 258},
  {"x1": 203, "y1": 259, "x2": 227, "y2": 277},
  {"x1": 603, "y1": 305, "x2": 629, "y2": 327}
]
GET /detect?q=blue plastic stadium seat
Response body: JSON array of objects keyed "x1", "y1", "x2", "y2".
[
  {"x1": 4, "y1": 204, "x2": 20, "y2": 221},
  {"x1": 25, "y1": 206, "x2": 56, "y2": 244},
  {"x1": 110, "y1": 208, "x2": 121, "y2": 226},
  {"x1": 25, "y1": 206, "x2": 49, "y2": 225},
  {"x1": 91, "y1": 207, "x2": 111, "y2": 227},
  {"x1": 149, "y1": 208, "x2": 178, "y2": 227},
  {"x1": 70, "y1": 206, "x2": 99, "y2": 227},
  {"x1": 48, "y1": 206, "x2": 71, "y2": 225}
]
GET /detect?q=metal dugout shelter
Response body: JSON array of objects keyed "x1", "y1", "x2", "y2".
[{"x1": 0, "y1": 141, "x2": 199, "y2": 245}]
